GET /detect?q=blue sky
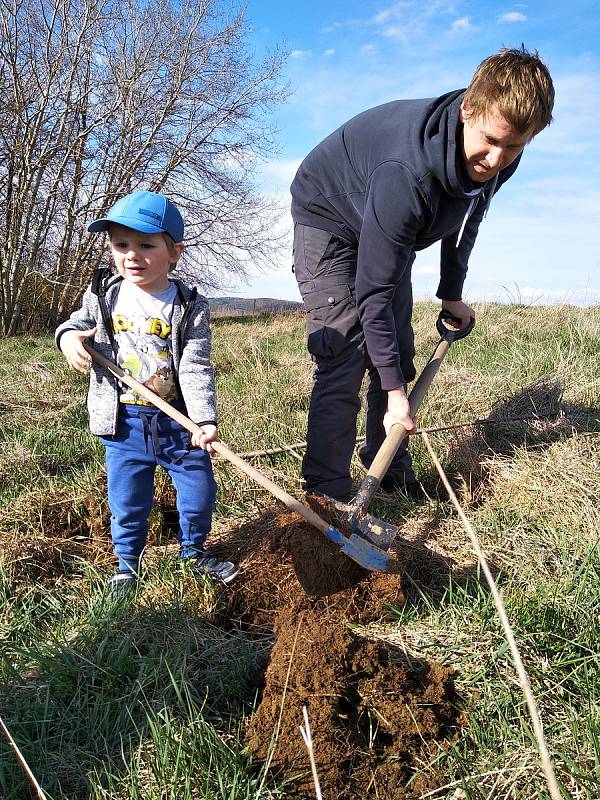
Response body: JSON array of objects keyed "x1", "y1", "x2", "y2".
[{"x1": 226, "y1": 0, "x2": 600, "y2": 307}]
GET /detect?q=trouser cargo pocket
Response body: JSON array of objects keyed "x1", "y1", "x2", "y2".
[
  {"x1": 301, "y1": 284, "x2": 362, "y2": 359},
  {"x1": 293, "y1": 224, "x2": 362, "y2": 360}
]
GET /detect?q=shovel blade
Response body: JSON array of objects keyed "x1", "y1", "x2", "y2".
[
  {"x1": 320, "y1": 523, "x2": 397, "y2": 572},
  {"x1": 341, "y1": 532, "x2": 397, "y2": 572},
  {"x1": 319, "y1": 495, "x2": 400, "y2": 555},
  {"x1": 352, "y1": 514, "x2": 398, "y2": 551}
]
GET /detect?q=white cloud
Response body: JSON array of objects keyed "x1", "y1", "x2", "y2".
[
  {"x1": 414, "y1": 264, "x2": 437, "y2": 275},
  {"x1": 498, "y1": 12, "x2": 528, "y2": 23},
  {"x1": 451, "y1": 17, "x2": 474, "y2": 33},
  {"x1": 360, "y1": 43, "x2": 377, "y2": 56},
  {"x1": 373, "y1": 2, "x2": 409, "y2": 24},
  {"x1": 517, "y1": 286, "x2": 600, "y2": 304},
  {"x1": 371, "y1": 1, "x2": 459, "y2": 42},
  {"x1": 381, "y1": 25, "x2": 404, "y2": 38},
  {"x1": 324, "y1": 48, "x2": 336, "y2": 57},
  {"x1": 257, "y1": 158, "x2": 302, "y2": 192},
  {"x1": 321, "y1": 19, "x2": 363, "y2": 33},
  {"x1": 290, "y1": 49, "x2": 313, "y2": 59}
]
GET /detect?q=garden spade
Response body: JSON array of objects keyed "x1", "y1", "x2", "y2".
[
  {"x1": 84, "y1": 344, "x2": 394, "y2": 573},
  {"x1": 320, "y1": 311, "x2": 475, "y2": 552}
]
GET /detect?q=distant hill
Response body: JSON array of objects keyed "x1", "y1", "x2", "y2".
[{"x1": 207, "y1": 296, "x2": 303, "y2": 316}]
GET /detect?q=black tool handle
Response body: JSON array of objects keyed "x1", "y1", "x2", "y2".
[{"x1": 436, "y1": 310, "x2": 475, "y2": 341}]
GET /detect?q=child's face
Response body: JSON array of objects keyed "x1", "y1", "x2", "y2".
[{"x1": 108, "y1": 224, "x2": 183, "y2": 294}]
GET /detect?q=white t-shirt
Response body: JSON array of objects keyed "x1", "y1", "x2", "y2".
[{"x1": 112, "y1": 281, "x2": 180, "y2": 405}]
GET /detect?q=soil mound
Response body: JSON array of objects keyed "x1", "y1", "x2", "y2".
[
  {"x1": 2, "y1": 482, "x2": 461, "y2": 796},
  {"x1": 247, "y1": 607, "x2": 457, "y2": 799},
  {"x1": 216, "y1": 506, "x2": 405, "y2": 628},
  {"x1": 212, "y1": 501, "x2": 461, "y2": 797}
]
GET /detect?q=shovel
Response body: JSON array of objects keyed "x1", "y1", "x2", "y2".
[
  {"x1": 83, "y1": 343, "x2": 394, "y2": 572},
  {"x1": 321, "y1": 310, "x2": 475, "y2": 552}
]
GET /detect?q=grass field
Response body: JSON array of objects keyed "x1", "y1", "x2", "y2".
[{"x1": 0, "y1": 301, "x2": 598, "y2": 799}]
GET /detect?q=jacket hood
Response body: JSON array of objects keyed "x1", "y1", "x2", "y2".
[{"x1": 420, "y1": 89, "x2": 483, "y2": 201}]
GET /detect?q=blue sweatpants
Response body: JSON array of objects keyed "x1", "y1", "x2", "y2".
[{"x1": 101, "y1": 404, "x2": 217, "y2": 573}]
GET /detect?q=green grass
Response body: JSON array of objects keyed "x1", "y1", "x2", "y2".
[
  {"x1": 0, "y1": 563, "x2": 278, "y2": 799},
  {"x1": 1, "y1": 302, "x2": 599, "y2": 798}
]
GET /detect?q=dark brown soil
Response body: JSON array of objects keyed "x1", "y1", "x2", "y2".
[
  {"x1": 1, "y1": 484, "x2": 461, "y2": 797},
  {"x1": 246, "y1": 607, "x2": 457, "y2": 799},
  {"x1": 212, "y1": 499, "x2": 461, "y2": 798}
]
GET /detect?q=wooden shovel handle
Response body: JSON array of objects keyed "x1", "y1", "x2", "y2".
[
  {"x1": 83, "y1": 343, "x2": 332, "y2": 535},
  {"x1": 365, "y1": 337, "x2": 451, "y2": 483}
]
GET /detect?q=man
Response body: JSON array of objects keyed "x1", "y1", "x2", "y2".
[{"x1": 290, "y1": 46, "x2": 554, "y2": 503}]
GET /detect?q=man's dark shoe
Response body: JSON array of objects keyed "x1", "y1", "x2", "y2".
[
  {"x1": 106, "y1": 571, "x2": 138, "y2": 601},
  {"x1": 379, "y1": 475, "x2": 425, "y2": 501},
  {"x1": 305, "y1": 486, "x2": 352, "y2": 504},
  {"x1": 187, "y1": 552, "x2": 239, "y2": 584}
]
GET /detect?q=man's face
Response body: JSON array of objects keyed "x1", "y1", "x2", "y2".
[{"x1": 459, "y1": 102, "x2": 531, "y2": 183}]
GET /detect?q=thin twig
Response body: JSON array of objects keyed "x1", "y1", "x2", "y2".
[
  {"x1": 0, "y1": 714, "x2": 47, "y2": 800},
  {"x1": 299, "y1": 705, "x2": 323, "y2": 800},
  {"x1": 226, "y1": 413, "x2": 570, "y2": 459},
  {"x1": 420, "y1": 431, "x2": 563, "y2": 800}
]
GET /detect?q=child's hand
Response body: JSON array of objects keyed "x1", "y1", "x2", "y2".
[
  {"x1": 191, "y1": 424, "x2": 218, "y2": 452},
  {"x1": 60, "y1": 327, "x2": 97, "y2": 373}
]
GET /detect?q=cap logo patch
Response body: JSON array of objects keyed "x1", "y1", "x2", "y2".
[{"x1": 138, "y1": 207, "x2": 161, "y2": 221}]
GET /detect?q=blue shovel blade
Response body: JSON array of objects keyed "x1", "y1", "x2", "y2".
[{"x1": 321, "y1": 525, "x2": 397, "y2": 573}]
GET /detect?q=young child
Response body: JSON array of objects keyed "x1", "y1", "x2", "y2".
[{"x1": 56, "y1": 190, "x2": 238, "y2": 598}]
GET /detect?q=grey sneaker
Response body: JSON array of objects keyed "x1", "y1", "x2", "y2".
[
  {"x1": 187, "y1": 552, "x2": 239, "y2": 584},
  {"x1": 106, "y1": 571, "x2": 137, "y2": 601}
]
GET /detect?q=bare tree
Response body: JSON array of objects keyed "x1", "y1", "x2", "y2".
[{"x1": 0, "y1": 0, "x2": 287, "y2": 334}]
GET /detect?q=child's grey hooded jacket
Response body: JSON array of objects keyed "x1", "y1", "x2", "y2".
[{"x1": 55, "y1": 275, "x2": 217, "y2": 436}]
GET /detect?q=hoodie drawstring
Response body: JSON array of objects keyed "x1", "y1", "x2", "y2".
[
  {"x1": 456, "y1": 197, "x2": 476, "y2": 247},
  {"x1": 456, "y1": 173, "x2": 499, "y2": 248}
]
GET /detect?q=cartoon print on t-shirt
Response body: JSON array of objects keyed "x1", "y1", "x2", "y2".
[{"x1": 113, "y1": 313, "x2": 178, "y2": 404}]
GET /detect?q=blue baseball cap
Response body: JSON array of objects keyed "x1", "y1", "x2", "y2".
[{"x1": 87, "y1": 191, "x2": 184, "y2": 242}]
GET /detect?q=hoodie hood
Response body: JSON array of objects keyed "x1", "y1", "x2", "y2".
[{"x1": 421, "y1": 89, "x2": 483, "y2": 201}]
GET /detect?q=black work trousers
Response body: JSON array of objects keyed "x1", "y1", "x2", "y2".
[{"x1": 293, "y1": 223, "x2": 416, "y2": 501}]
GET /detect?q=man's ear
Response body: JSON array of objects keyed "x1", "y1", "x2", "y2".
[{"x1": 459, "y1": 100, "x2": 469, "y2": 123}]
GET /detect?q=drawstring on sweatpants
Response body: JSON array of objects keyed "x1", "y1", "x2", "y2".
[
  {"x1": 140, "y1": 411, "x2": 163, "y2": 456},
  {"x1": 138, "y1": 409, "x2": 189, "y2": 463}
]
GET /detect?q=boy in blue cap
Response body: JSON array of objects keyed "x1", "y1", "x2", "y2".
[{"x1": 56, "y1": 190, "x2": 238, "y2": 598}]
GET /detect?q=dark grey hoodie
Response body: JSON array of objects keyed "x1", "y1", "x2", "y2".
[{"x1": 290, "y1": 89, "x2": 521, "y2": 390}]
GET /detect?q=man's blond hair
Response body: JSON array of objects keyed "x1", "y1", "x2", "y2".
[{"x1": 463, "y1": 46, "x2": 554, "y2": 138}]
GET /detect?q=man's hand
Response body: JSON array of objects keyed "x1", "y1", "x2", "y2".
[
  {"x1": 441, "y1": 299, "x2": 475, "y2": 329},
  {"x1": 191, "y1": 424, "x2": 218, "y2": 452},
  {"x1": 59, "y1": 327, "x2": 97, "y2": 373},
  {"x1": 384, "y1": 387, "x2": 416, "y2": 436}
]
